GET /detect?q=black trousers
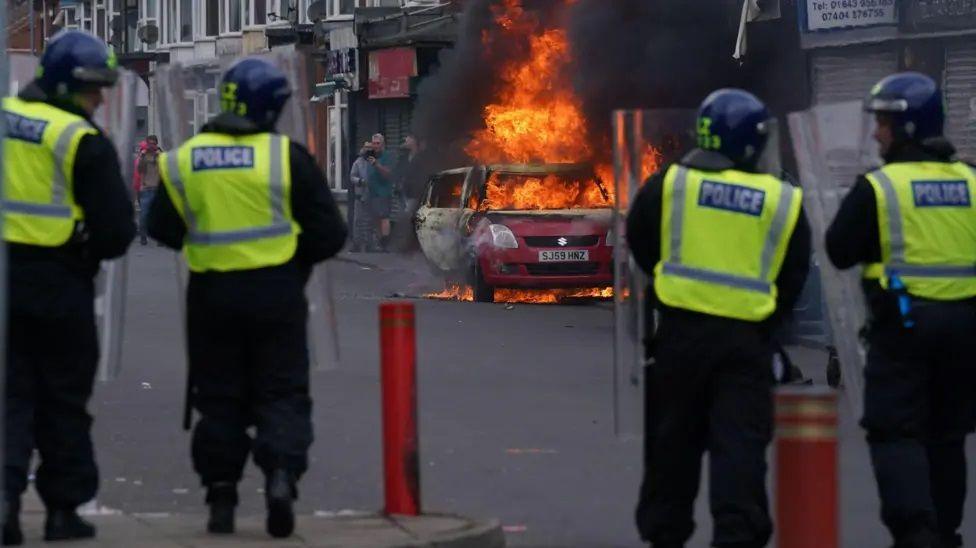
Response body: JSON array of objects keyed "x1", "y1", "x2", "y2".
[
  {"x1": 636, "y1": 312, "x2": 774, "y2": 548},
  {"x1": 5, "y1": 307, "x2": 99, "y2": 509},
  {"x1": 186, "y1": 279, "x2": 313, "y2": 489},
  {"x1": 862, "y1": 302, "x2": 976, "y2": 548}
]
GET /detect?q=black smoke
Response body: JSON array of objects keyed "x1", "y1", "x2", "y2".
[
  {"x1": 567, "y1": 0, "x2": 743, "y2": 147},
  {"x1": 412, "y1": 0, "x2": 749, "y2": 164}
]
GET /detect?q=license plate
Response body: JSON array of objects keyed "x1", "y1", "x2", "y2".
[{"x1": 539, "y1": 250, "x2": 589, "y2": 262}]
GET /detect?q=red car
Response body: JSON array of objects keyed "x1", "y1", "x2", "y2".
[{"x1": 416, "y1": 164, "x2": 614, "y2": 302}]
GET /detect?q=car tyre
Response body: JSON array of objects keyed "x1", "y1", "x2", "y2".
[{"x1": 472, "y1": 261, "x2": 495, "y2": 303}]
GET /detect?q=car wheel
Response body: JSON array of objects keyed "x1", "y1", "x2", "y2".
[{"x1": 471, "y1": 261, "x2": 495, "y2": 303}]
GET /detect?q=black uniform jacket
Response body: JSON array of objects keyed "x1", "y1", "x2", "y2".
[
  {"x1": 147, "y1": 113, "x2": 348, "y2": 316},
  {"x1": 826, "y1": 138, "x2": 974, "y2": 325},
  {"x1": 626, "y1": 149, "x2": 812, "y2": 334},
  {"x1": 7, "y1": 82, "x2": 136, "y2": 318}
]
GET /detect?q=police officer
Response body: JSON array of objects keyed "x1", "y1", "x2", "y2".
[
  {"x1": 147, "y1": 58, "x2": 347, "y2": 538},
  {"x1": 826, "y1": 73, "x2": 976, "y2": 548},
  {"x1": 2, "y1": 31, "x2": 135, "y2": 545},
  {"x1": 626, "y1": 89, "x2": 811, "y2": 547}
]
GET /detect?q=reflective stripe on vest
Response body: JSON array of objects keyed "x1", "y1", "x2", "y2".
[
  {"x1": 2, "y1": 97, "x2": 93, "y2": 246},
  {"x1": 654, "y1": 165, "x2": 802, "y2": 321},
  {"x1": 866, "y1": 162, "x2": 976, "y2": 300},
  {"x1": 160, "y1": 132, "x2": 299, "y2": 273}
]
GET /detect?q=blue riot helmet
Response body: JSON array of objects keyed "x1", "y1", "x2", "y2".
[
  {"x1": 219, "y1": 58, "x2": 292, "y2": 129},
  {"x1": 37, "y1": 30, "x2": 119, "y2": 97},
  {"x1": 696, "y1": 88, "x2": 771, "y2": 167},
  {"x1": 865, "y1": 72, "x2": 944, "y2": 142}
]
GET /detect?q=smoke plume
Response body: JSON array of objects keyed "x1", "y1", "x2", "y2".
[
  {"x1": 412, "y1": 0, "x2": 743, "y2": 164},
  {"x1": 567, "y1": 0, "x2": 742, "y2": 146}
]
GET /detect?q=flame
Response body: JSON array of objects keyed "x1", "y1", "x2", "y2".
[
  {"x1": 423, "y1": 0, "x2": 665, "y2": 305},
  {"x1": 466, "y1": 1, "x2": 589, "y2": 165},
  {"x1": 465, "y1": 0, "x2": 662, "y2": 209},
  {"x1": 471, "y1": 172, "x2": 613, "y2": 211},
  {"x1": 426, "y1": 284, "x2": 613, "y2": 304}
]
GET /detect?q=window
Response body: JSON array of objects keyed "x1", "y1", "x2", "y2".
[
  {"x1": 180, "y1": 0, "x2": 192, "y2": 41},
  {"x1": 95, "y1": 1, "x2": 107, "y2": 42},
  {"x1": 226, "y1": 0, "x2": 242, "y2": 33},
  {"x1": 327, "y1": 0, "x2": 355, "y2": 20},
  {"x1": 205, "y1": 0, "x2": 219, "y2": 36},
  {"x1": 60, "y1": 7, "x2": 79, "y2": 30},
  {"x1": 428, "y1": 173, "x2": 466, "y2": 208},
  {"x1": 252, "y1": 0, "x2": 267, "y2": 25},
  {"x1": 139, "y1": 0, "x2": 159, "y2": 51},
  {"x1": 165, "y1": 0, "x2": 177, "y2": 42}
]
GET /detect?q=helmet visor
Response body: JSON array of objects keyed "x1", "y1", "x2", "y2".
[
  {"x1": 865, "y1": 97, "x2": 908, "y2": 113},
  {"x1": 72, "y1": 66, "x2": 119, "y2": 87}
]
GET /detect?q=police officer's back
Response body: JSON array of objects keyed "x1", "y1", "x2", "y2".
[
  {"x1": 2, "y1": 31, "x2": 135, "y2": 545},
  {"x1": 827, "y1": 72, "x2": 976, "y2": 548},
  {"x1": 626, "y1": 90, "x2": 811, "y2": 548},
  {"x1": 147, "y1": 58, "x2": 347, "y2": 539}
]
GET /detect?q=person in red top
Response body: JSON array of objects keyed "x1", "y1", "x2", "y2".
[{"x1": 134, "y1": 136, "x2": 160, "y2": 245}]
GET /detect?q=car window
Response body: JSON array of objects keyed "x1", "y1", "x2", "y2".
[
  {"x1": 473, "y1": 170, "x2": 611, "y2": 211},
  {"x1": 428, "y1": 172, "x2": 467, "y2": 208}
]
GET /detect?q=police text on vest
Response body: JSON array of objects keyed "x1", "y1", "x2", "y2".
[
  {"x1": 191, "y1": 146, "x2": 255, "y2": 171},
  {"x1": 3, "y1": 112, "x2": 48, "y2": 144},
  {"x1": 698, "y1": 181, "x2": 766, "y2": 216},
  {"x1": 911, "y1": 181, "x2": 971, "y2": 207}
]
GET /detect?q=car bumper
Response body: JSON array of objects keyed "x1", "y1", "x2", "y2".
[{"x1": 478, "y1": 246, "x2": 613, "y2": 288}]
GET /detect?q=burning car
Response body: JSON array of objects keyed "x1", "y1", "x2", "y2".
[{"x1": 415, "y1": 163, "x2": 614, "y2": 302}]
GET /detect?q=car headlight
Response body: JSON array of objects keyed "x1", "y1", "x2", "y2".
[
  {"x1": 606, "y1": 229, "x2": 614, "y2": 247},
  {"x1": 489, "y1": 224, "x2": 518, "y2": 249}
]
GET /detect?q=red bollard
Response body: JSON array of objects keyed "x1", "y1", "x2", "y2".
[
  {"x1": 379, "y1": 302, "x2": 420, "y2": 515},
  {"x1": 775, "y1": 386, "x2": 838, "y2": 548}
]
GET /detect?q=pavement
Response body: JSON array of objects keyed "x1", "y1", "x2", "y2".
[
  {"x1": 15, "y1": 490, "x2": 502, "y2": 548},
  {"x1": 38, "y1": 246, "x2": 976, "y2": 547}
]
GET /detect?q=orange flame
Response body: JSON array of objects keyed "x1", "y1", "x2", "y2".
[
  {"x1": 470, "y1": 172, "x2": 613, "y2": 211},
  {"x1": 465, "y1": 0, "x2": 662, "y2": 207},
  {"x1": 426, "y1": 284, "x2": 613, "y2": 304}
]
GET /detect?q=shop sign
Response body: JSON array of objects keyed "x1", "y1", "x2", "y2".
[{"x1": 805, "y1": 0, "x2": 898, "y2": 31}]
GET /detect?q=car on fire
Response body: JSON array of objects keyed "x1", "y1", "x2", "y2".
[{"x1": 415, "y1": 163, "x2": 614, "y2": 302}]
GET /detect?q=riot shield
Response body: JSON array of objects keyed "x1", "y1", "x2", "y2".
[
  {"x1": 788, "y1": 102, "x2": 877, "y2": 417},
  {"x1": 91, "y1": 69, "x2": 139, "y2": 382},
  {"x1": 152, "y1": 52, "x2": 339, "y2": 371},
  {"x1": 7, "y1": 53, "x2": 38, "y2": 95},
  {"x1": 612, "y1": 109, "x2": 698, "y2": 438}
]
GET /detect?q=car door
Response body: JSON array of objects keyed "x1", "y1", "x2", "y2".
[{"x1": 415, "y1": 168, "x2": 471, "y2": 272}]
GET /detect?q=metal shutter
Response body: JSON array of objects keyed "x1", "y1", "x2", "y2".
[
  {"x1": 945, "y1": 42, "x2": 976, "y2": 163},
  {"x1": 811, "y1": 47, "x2": 899, "y2": 105},
  {"x1": 381, "y1": 99, "x2": 413, "y2": 149}
]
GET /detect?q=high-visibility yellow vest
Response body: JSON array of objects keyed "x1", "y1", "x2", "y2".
[
  {"x1": 654, "y1": 165, "x2": 803, "y2": 322},
  {"x1": 158, "y1": 132, "x2": 300, "y2": 273},
  {"x1": 1, "y1": 96, "x2": 95, "y2": 246},
  {"x1": 865, "y1": 162, "x2": 976, "y2": 300}
]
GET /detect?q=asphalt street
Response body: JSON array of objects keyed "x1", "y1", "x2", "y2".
[{"x1": 83, "y1": 245, "x2": 976, "y2": 548}]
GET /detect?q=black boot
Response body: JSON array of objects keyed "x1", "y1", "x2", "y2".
[
  {"x1": 265, "y1": 469, "x2": 296, "y2": 538},
  {"x1": 3, "y1": 499, "x2": 22, "y2": 546},
  {"x1": 44, "y1": 508, "x2": 96, "y2": 542},
  {"x1": 206, "y1": 483, "x2": 237, "y2": 535}
]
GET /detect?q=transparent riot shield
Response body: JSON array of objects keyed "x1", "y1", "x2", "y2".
[
  {"x1": 91, "y1": 69, "x2": 139, "y2": 382},
  {"x1": 612, "y1": 109, "x2": 698, "y2": 438},
  {"x1": 152, "y1": 52, "x2": 339, "y2": 371},
  {"x1": 788, "y1": 102, "x2": 878, "y2": 417},
  {"x1": 7, "y1": 53, "x2": 38, "y2": 95}
]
